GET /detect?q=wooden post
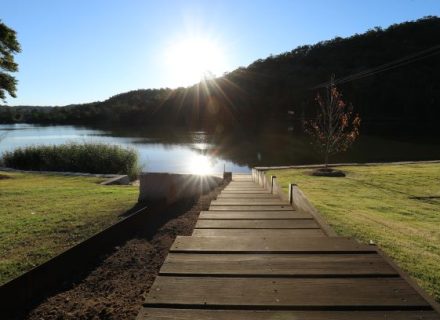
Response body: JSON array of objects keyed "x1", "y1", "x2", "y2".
[
  {"x1": 288, "y1": 183, "x2": 296, "y2": 204},
  {"x1": 271, "y1": 175, "x2": 276, "y2": 193}
]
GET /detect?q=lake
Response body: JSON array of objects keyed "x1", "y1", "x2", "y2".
[{"x1": 1, "y1": 123, "x2": 440, "y2": 174}]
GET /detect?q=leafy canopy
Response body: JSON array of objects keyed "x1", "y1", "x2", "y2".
[{"x1": 0, "y1": 20, "x2": 21, "y2": 101}]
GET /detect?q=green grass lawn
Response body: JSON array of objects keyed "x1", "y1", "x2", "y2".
[
  {"x1": 268, "y1": 163, "x2": 440, "y2": 302},
  {"x1": 0, "y1": 171, "x2": 138, "y2": 285}
]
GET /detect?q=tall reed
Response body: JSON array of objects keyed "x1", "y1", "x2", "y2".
[{"x1": 2, "y1": 143, "x2": 140, "y2": 180}]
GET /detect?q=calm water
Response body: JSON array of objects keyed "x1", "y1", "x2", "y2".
[
  {"x1": 0, "y1": 124, "x2": 251, "y2": 174},
  {"x1": 1, "y1": 123, "x2": 440, "y2": 174}
]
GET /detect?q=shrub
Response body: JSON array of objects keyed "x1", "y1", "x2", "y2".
[{"x1": 2, "y1": 143, "x2": 140, "y2": 180}]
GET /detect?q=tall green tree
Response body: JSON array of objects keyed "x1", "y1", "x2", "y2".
[{"x1": 0, "y1": 20, "x2": 21, "y2": 101}]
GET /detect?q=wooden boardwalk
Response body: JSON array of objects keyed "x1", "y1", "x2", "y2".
[{"x1": 137, "y1": 174, "x2": 440, "y2": 319}]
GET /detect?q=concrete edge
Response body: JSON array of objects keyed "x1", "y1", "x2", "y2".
[
  {"x1": 252, "y1": 166, "x2": 440, "y2": 312},
  {"x1": 138, "y1": 172, "x2": 223, "y2": 204},
  {"x1": 254, "y1": 159, "x2": 440, "y2": 171},
  {"x1": 289, "y1": 185, "x2": 338, "y2": 237},
  {"x1": 376, "y1": 247, "x2": 440, "y2": 314},
  {"x1": 100, "y1": 175, "x2": 130, "y2": 185},
  {"x1": 0, "y1": 204, "x2": 149, "y2": 311},
  {"x1": 0, "y1": 171, "x2": 224, "y2": 313},
  {"x1": 251, "y1": 168, "x2": 336, "y2": 237}
]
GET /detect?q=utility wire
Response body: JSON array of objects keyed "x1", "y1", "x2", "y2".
[
  {"x1": 335, "y1": 47, "x2": 440, "y2": 85},
  {"x1": 311, "y1": 44, "x2": 440, "y2": 89}
]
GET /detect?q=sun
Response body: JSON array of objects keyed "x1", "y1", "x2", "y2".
[
  {"x1": 165, "y1": 36, "x2": 227, "y2": 87},
  {"x1": 186, "y1": 154, "x2": 215, "y2": 175}
]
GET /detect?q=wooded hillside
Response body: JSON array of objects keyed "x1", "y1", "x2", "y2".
[{"x1": 2, "y1": 16, "x2": 439, "y2": 133}]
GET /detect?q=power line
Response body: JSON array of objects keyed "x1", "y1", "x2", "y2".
[{"x1": 311, "y1": 44, "x2": 440, "y2": 89}]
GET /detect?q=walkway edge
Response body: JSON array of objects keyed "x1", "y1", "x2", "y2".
[
  {"x1": 252, "y1": 167, "x2": 440, "y2": 313},
  {"x1": 252, "y1": 168, "x2": 336, "y2": 236},
  {"x1": 254, "y1": 159, "x2": 440, "y2": 171}
]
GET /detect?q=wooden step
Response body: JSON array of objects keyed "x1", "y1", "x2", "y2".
[
  {"x1": 144, "y1": 277, "x2": 429, "y2": 309},
  {"x1": 199, "y1": 211, "x2": 311, "y2": 220},
  {"x1": 217, "y1": 194, "x2": 279, "y2": 198},
  {"x1": 226, "y1": 182, "x2": 260, "y2": 185},
  {"x1": 211, "y1": 200, "x2": 290, "y2": 206},
  {"x1": 221, "y1": 191, "x2": 271, "y2": 194},
  {"x1": 209, "y1": 205, "x2": 293, "y2": 211},
  {"x1": 171, "y1": 236, "x2": 376, "y2": 253},
  {"x1": 138, "y1": 309, "x2": 440, "y2": 320},
  {"x1": 160, "y1": 253, "x2": 398, "y2": 276},
  {"x1": 193, "y1": 229, "x2": 325, "y2": 237},
  {"x1": 222, "y1": 189, "x2": 266, "y2": 192},
  {"x1": 195, "y1": 219, "x2": 319, "y2": 229}
]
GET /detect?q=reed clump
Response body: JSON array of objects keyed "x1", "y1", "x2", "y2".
[{"x1": 2, "y1": 143, "x2": 140, "y2": 180}]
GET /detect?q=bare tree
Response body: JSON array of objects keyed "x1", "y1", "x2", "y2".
[{"x1": 306, "y1": 77, "x2": 361, "y2": 167}]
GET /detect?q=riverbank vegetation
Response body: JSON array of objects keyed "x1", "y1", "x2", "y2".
[
  {"x1": 1, "y1": 143, "x2": 140, "y2": 180},
  {"x1": 1, "y1": 17, "x2": 439, "y2": 134},
  {"x1": 267, "y1": 163, "x2": 440, "y2": 301},
  {"x1": 0, "y1": 171, "x2": 138, "y2": 285}
]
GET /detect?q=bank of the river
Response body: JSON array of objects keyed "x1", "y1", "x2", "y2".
[
  {"x1": 267, "y1": 163, "x2": 440, "y2": 302},
  {"x1": 0, "y1": 171, "x2": 138, "y2": 285}
]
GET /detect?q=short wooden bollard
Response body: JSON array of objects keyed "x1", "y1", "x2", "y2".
[
  {"x1": 288, "y1": 183, "x2": 297, "y2": 204},
  {"x1": 270, "y1": 175, "x2": 276, "y2": 193},
  {"x1": 223, "y1": 172, "x2": 232, "y2": 182}
]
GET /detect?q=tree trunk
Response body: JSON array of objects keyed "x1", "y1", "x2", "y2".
[{"x1": 324, "y1": 152, "x2": 329, "y2": 168}]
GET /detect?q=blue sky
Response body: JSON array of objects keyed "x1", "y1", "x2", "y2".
[{"x1": 1, "y1": 0, "x2": 439, "y2": 106}]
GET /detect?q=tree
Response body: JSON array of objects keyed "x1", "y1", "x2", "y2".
[
  {"x1": 0, "y1": 20, "x2": 21, "y2": 102},
  {"x1": 306, "y1": 77, "x2": 361, "y2": 167}
]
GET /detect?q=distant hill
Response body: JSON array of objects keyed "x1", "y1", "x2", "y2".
[{"x1": 2, "y1": 16, "x2": 440, "y2": 133}]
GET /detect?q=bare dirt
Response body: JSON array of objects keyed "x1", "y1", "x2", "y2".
[
  {"x1": 311, "y1": 167, "x2": 346, "y2": 177},
  {"x1": 12, "y1": 184, "x2": 224, "y2": 320}
]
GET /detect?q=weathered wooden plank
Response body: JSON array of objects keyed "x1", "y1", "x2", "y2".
[
  {"x1": 223, "y1": 185, "x2": 264, "y2": 190},
  {"x1": 224, "y1": 185, "x2": 263, "y2": 187},
  {"x1": 226, "y1": 181, "x2": 259, "y2": 184},
  {"x1": 228, "y1": 182, "x2": 259, "y2": 186},
  {"x1": 209, "y1": 205, "x2": 293, "y2": 211},
  {"x1": 232, "y1": 175, "x2": 252, "y2": 180},
  {"x1": 224, "y1": 184, "x2": 263, "y2": 187},
  {"x1": 199, "y1": 211, "x2": 312, "y2": 220},
  {"x1": 144, "y1": 277, "x2": 429, "y2": 308},
  {"x1": 192, "y1": 229, "x2": 325, "y2": 237},
  {"x1": 160, "y1": 253, "x2": 398, "y2": 276},
  {"x1": 217, "y1": 193, "x2": 278, "y2": 198},
  {"x1": 222, "y1": 189, "x2": 266, "y2": 192},
  {"x1": 138, "y1": 309, "x2": 440, "y2": 320},
  {"x1": 217, "y1": 194, "x2": 280, "y2": 201},
  {"x1": 221, "y1": 190, "x2": 271, "y2": 194},
  {"x1": 211, "y1": 199, "x2": 290, "y2": 205},
  {"x1": 195, "y1": 219, "x2": 319, "y2": 229},
  {"x1": 171, "y1": 236, "x2": 375, "y2": 253}
]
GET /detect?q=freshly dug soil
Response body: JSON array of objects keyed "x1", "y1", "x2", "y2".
[{"x1": 12, "y1": 183, "x2": 224, "y2": 320}]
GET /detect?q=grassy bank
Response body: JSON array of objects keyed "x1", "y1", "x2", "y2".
[
  {"x1": 267, "y1": 163, "x2": 440, "y2": 302},
  {"x1": 1, "y1": 143, "x2": 140, "y2": 180},
  {"x1": 0, "y1": 171, "x2": 138, "y2": 285}
]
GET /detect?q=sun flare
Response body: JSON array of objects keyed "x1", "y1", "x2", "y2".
[
  {"x1": 165, "y1": 36, "x2": 227, "y2": 87},
  {"x1": 187, "y1": 154, "x2": 215, "y2": 175}
]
